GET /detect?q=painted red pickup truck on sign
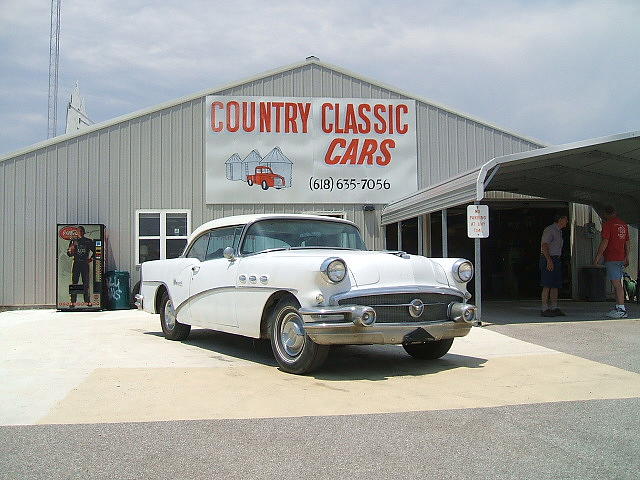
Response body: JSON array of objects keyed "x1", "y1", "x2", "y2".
[{"x1": 247, "y1": 166, "x2": 286, "y2": 190}]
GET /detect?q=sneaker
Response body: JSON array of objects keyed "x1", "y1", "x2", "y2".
[
  {"x1": 541, "y1": 309, "x2": 555, "y2": 317},
  {"x1": 606, "y1": 307, "x2": 628, "y2": 319},
  {"x1": 551, "y1": 308, "x2": 566, "y2": 316}
]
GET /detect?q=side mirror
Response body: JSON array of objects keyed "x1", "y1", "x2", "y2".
[{"x1": 223, "y1": 246, "x2": 236, "y2": 261}]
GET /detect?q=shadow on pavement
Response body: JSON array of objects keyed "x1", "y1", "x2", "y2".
[
  {"x1": 145, "y1": 329, "x2": 487, "y2": 381},
  {"x1": 483, "y1": 300, "x2": 640, "y2": 325}
]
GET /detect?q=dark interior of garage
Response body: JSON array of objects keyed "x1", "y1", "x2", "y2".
[{"x1": 386, "y1": 202, "x2": 571, "y2": 300}]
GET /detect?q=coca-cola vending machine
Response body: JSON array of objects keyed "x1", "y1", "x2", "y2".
[{"x1": 56, "y1": 224, "x2": 106, "y2": 311}]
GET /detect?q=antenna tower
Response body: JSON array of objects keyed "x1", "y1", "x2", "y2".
[{"x1": 47, "y1": 0, "x2": 61, "y2": 138}]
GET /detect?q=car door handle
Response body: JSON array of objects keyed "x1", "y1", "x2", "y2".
[{"x1": 191, "y1": 265, "x2": 200, "y2": 274}]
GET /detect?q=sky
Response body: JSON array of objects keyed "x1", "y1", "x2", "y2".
[{"x1": 0, "y1": 0, "x2": 638, "y2": 156}]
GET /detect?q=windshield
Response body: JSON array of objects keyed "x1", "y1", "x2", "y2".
[{"x1": 240, "y1": 219, "x2": 367, "y2": 255}]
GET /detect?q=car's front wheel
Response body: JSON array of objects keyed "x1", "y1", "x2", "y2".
[
  {"x1": 261, "y1": 180, "x2": 269, "y2": 190},
  {"x1": 269, "y1": 298, "x2": 329, "y2": 374},
  {"x1": 160, "y1": 292, "x2": 191, "y2": 340},
  {"x1": 403, "y1": 338, "x2": 453, "y2": 359}
]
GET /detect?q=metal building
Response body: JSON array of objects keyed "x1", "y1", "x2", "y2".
[{"x1": 0, "y1": 57, "x2": 613, "y2": 308}]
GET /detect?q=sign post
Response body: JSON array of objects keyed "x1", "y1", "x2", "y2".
[{"x1": 467, "y1": 204, "x2": 489, "y2": 324}]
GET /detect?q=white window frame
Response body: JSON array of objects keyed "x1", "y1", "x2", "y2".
[{"x1": 135, "y1": 209, "x2": 191, "y2": 265}]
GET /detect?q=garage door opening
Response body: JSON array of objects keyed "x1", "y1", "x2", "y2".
[{"x1": 387, "y1": 201, "x2": 572, "y2": 300}]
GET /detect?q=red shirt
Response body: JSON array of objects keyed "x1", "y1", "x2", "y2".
[{"x1": 602, "y1": 216, "x2": 629, "y2": 261}]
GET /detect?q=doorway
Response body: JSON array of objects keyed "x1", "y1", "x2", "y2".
[{"x1": 427, "y1": 201, "x2": 571, "y2": 300}]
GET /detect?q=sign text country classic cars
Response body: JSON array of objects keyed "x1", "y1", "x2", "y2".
[{"x1": 205, "y1": 97, "x2": 418, "y2": 204}]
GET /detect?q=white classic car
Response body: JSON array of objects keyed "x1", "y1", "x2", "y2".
[{"x1": 137, "y1": 214, "x2": 477, "y2": 374}]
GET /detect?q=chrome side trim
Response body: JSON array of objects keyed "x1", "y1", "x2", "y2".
[
  {"x1": 174, "y1": 285, "x2": 297, "y2": 315},
  {"x1": 329, "y1": 285, "x2": 468, "y2": 305},
  {"x1": 142, "y1": 280, "x2": 163, "y2": 287}
]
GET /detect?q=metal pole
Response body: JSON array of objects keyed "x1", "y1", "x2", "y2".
[
  {"x1": 397, "y1": 221, "x2": 402, "y2": 251},
  {"x1": 473, "y1": 201, "x2": 482, "y2": 323},
  {"x1": 442, "y1": 209, "x2": 448, "y2": 257},
  {"x1": 474, "y1": 236, "x2": 482, "y2": 323},
  {"x1": 417, "y1": 216, "x2": 424, "y2": 256}
]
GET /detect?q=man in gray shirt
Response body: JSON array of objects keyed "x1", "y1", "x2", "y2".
[{"x1": 540, "y1": 214, "x2": 568, "y2": 316}]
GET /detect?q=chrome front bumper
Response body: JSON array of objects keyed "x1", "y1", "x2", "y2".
[{"x1": 298, "y1": 302, "x2": 477, "y2": 345}]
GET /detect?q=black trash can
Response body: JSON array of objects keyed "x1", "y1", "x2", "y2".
[
  {"x1": 579, "y1": 266, "x2": 606, "y2": 301},
  {"x1": 106, "y1": 271, "x2": 131, "y2": 310}
]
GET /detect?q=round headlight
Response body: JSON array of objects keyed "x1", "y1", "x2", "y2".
[
  {"x1": 321, "y1": 257, "x2": 347, "y2": 283},
  {"x1": 453, "y1": 259, "x2": 474, "y2": 283}
]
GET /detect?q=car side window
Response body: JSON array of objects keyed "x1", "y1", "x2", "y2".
[
  {"x1": 205, "y1": 225, "x2": 244, "y2": 260},
  {"x1": 185, "y1": 233, "x2": 210, "y2": 261}
]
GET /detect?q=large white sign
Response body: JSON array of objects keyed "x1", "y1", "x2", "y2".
[
  {"x1": 467, "y1": 204, "x2": 490, "y2": 238},
  {"x1": 205, "y1": 96, "x2": 417, "y2": 204}
]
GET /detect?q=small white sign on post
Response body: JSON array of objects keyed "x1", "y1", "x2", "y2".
[{"x1": 467, "y1": 204, "x2": 489, "y2": 238}]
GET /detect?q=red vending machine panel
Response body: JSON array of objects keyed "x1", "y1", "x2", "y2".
[{"x1": 56, "y1": 224, "x2": 106, "y2": 311}]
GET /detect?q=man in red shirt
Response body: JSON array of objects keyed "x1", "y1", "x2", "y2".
[{"x1": 594, "y1": 206, "x2": 630, "y2": 318}]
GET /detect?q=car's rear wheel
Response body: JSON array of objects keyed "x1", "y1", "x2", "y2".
[
  {"x1": 403, "y1": 338, "x2": 453, "y2": 359},
  {"x1": 247, "y1": 179, "x2": 253, "y2": 186},
  {"x1": 269, "y1": 298, "x2": 329, "y2": 374},
  {"x1": 160, "y1": 292, "x2": 191, "y2": 340},
  {"x1": 261, "y1": 180, "x2": 269, "y2": 190}
]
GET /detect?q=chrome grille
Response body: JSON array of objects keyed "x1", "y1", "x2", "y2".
[{"x1": 337, "y1": 293, "x2": 461, "y2": 323}]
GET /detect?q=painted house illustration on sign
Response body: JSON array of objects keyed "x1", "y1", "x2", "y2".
[{"x1": 224, "y1": 147, "x2": 294, "y2": 189}]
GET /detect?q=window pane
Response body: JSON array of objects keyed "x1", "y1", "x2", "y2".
[
  {"x1": 139, "y1": 239, "x2": 160, "y2": 263},
  {"x1": 166, "y1": 239, "x2": 187, "y2": 259},
  {"x1": 186, "y1": 233, "x2": 209, "y2": 261},
  {"x1": 139, "y1": 213, "x2": 160, "y2": 236},
  {"x1": 205, "y1": 226, "x2": 243, "y2": 260},
  {"x1": 241, "y1": 219, "x2": 366, "y2": 255},
  {"x1": 166, "y1": 213, "x2": 188, "y2": 237}
]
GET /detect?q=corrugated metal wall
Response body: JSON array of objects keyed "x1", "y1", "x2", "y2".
[{"x1": 0, "y1": 62, "x2": 542, "y2": 306}]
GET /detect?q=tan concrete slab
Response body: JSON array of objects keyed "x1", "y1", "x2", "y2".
[
  {"x1": 3, "y1": 309, "x2": 639, "y2": 426},
  {"x1": 40, "y1": 352, "x2": 640, "y2": 424}
]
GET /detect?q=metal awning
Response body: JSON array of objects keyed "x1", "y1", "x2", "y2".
[{"x1": 382, "y1": 130, "x2": 640, "y2": 226}]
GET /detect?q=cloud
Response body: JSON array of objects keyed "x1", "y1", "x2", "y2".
[{"x1": 1, "y1": 0, "x2": 639, "y2": 155}]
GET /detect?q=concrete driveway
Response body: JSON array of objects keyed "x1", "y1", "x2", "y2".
[{"x1": 2, "y1": 305, "x2": 639, "y2": 426}]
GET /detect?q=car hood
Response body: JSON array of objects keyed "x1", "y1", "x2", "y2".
[{"x1": 267, "y1": 249, "x2": 451, "y2": 288}]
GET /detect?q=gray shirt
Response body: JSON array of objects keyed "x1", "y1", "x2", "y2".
[{"x1": 541, "y1": 223, "x2": 563, "y2": 256}]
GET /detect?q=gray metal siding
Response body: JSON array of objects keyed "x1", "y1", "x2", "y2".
[{"x1": 0, "y1": 62, "x2": 541, "y2": 306}]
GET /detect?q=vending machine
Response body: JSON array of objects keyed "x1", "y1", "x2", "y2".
[{"x1": 56, "y1": 224, "x2": 106, "y2": 311}]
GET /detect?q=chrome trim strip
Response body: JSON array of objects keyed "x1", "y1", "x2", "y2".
[
  {"x1": 142, "y1": 280, "x2": 163, "y2": 287},
  {"x1": 329, "y1": 285, "x2": 467, "y2": 305},
  {"x1": 368, "y1": 302, "x2": 447, "y2": 308},
  {"x1": 174, "y1": 285, "x2": 297, "y2": 315}
]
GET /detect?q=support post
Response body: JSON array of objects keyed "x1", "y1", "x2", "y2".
[
  {"x1": 473, "y1": 201, "x2": 482, "y2": 323},
  {"x1": 417, "y1": 216, "x2": 424, "y2": 256},
  {"x1": 474, "y1": 237, "x2": 482, "y2": 323},
  {"x1": 397, "y1": 221, "x2": 402, "y2": 251},
  {"x1": 442, "y1": 209, "x2": 448, "y2": 257}
]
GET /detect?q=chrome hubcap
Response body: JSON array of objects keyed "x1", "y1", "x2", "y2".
[
  {"x1": 280, "y1": 311, "x2": 305, "y2": 358},
  {"x1": 164, "y1": 300, "x2": 176, "y2": 330}
]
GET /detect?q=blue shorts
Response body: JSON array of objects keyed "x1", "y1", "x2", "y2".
[
  {"x1": 540, "y1": 256, "x2": 562, "y2": 288},
  {"x1": 605, "y1": 261, "x2": 624, "y2": 281}
]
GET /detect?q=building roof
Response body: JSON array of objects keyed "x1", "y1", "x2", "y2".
[
  {"x1": 1, "y1": 57, "x2": 544, "y2": 164},
  {"x1": 382, "y1": 130, "x2": 640, "y2": 226}
]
